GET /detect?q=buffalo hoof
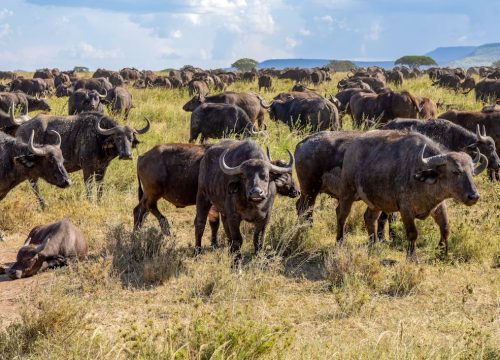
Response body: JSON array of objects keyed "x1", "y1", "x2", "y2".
[{"x1": 193, "y1": 246, "x2": 202, "y2": 256}]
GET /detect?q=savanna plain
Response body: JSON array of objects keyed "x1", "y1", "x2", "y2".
[{"x1": 0, "y1": 72, "x2": 498, "y2": 359}]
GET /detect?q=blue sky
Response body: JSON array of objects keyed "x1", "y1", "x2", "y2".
[{"x1": 0, "y1": 0, "x2": 498, "y2": 70}]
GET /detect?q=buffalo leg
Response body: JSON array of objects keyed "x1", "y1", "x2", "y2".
[
  {"x1": 83, "y1": 169, "x2": 95, "y2": 200},
  {"x1": 377, "y1": 212, "x2": 398, "y2": 241},
  {"x1": 364, "y1": 208, "x2": 382, "y2": 245},
  {"x1": 400, "y1": 211, "x2": 418, "y2": 259},
  {"x1": 149, "y1": 202, "x2": 171, "y2": 236},
  {"x1": 336, "y1": 193, "x2": 355, "y2": 245},
  {"x1": 194, "y1": 194, "x2": 212, "y2": 252},
  {"x1": 95, "y1": 168, "x2": 108, "y2": 200},
  {"x1": 296, "y1": 188, "x2": 319, "y2": 222},
  {"x1": 29, "y1": 178, "x2": 47, "y2": 210},
  {"x1": 253, "y1": 215, "x2": 270, "y2": 254},
  {"x1": 208, "y1": 206, "x2": 220, "y2": 248},
  {"x1": 226, "y1": 214, "x2": 244, "y2": 265},
  {"x1": 133, "y1": 203, "x2": 148, "y2": 231},
  {"x1": 430, "y1": 202, "x2": 450, "y2": 256}
]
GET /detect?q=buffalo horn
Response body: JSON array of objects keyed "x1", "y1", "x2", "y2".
[
  {"x1": 268, "y1": 149, "x2": 294, "y2": 174},
  {"x1": 98, "y1": 88, "x2": 107, "y2": 98},
  {"x1": 135, "y1": 117, "x2": 151, "y2": 134},
  {"x1": 49, "y1": 130, "x2": 62, "y2": 148},
  {"x1": 8, "y1": 107, "x2": 24, "y2": 125},
  {"x1": 419, "y1": 144, "x2": 448, "y2": 168},
  {"x1": 476, "y1": 124, "x2": 488, "y2": 142},
  {"x1": 28, "y1": 130, "x2": 48, "y2": 156},
  {"x1": 35, "y1": 236, "x2": 51, "y2": 254},
  {"x1": 219, "y1": 149, "x2": 243, "y2": 176},
  {"x1": 473, "y1": 151, "x2": 488, "y2": 176},
  {"x1": 96, "y1": 117, "x2": 118, "y2": 135}
]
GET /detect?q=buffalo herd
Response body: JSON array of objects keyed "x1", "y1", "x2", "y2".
[{"x1": 1, "y1": 63, "x2": 499, "y2": 277}]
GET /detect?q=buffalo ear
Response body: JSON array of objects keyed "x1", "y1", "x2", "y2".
[
  {"x1": 227, "y1": 181, "x2": 241, "y2": 194},
  {"x1": 271, "y1": 173, "x2": 286, "y2": 186},
  {"x1": 414, "y1": 169, "x2": 438, "y2": 184},
  {"x1": 14, "y1": 155, "x2": 35, "y2": 168}
]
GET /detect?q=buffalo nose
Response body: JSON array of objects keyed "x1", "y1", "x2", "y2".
[
  {"x1": 120, "y1": 154, "x2": 133, "y2": 160},
  {"x1": 63, "y1": 179, "x2": 72, "y2": 187},
  {"x1": 467, "y1": 192, "x2": 480, "y2": 203}
]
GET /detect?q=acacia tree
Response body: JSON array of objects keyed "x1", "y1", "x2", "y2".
[
  {"x1": 394, "y1": 55, "x2": 437, "y2": 68},
  {"x1": 231, "y1": 58, "x2": 259, "y2": 71},
  {"x1": 327, "y1": 60, "x2": 357, "y2": 71}
]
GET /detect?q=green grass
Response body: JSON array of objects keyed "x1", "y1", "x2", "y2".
[{"x1": 0, "y1": 73, "x2": 498, "y2": 359}]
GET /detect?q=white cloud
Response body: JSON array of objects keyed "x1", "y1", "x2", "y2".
[
  {"x1": 170, "y1": 29, "x2": 182, "y2": 38},
  {"x1": 0, "y1": 24, "x2": 11, "y2": 39},
  {"x1": 0, "y1": 8, "x2": 13, "y2": 20},
  {"x1": 368, "y1": 22, "x2": 381, "y2": 40},
  {"x1": 64, "y1": 42, "x2": 123, "y2": 60},
  {"x1": 317, "y1": 15, "x2": 333, "y2": 23},
  {"x1": 299, "y1": 28, "x2": 311, "y2": 36},
  {"x1": 286, "y1": 36, "x2": 299, "y2": 48},
  {"x1": 457, "y1": 35, "x2": 467, "y2": 42},
  {"x1": 61, "y1": 15, "x2": 70, "y2": 23}
]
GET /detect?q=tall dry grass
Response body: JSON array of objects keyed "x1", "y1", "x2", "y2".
[{"x1": 0, "y1": 72, "x2": 498, "y2": 359}]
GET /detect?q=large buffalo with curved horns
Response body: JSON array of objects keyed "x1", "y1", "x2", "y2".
[
  {"x1": 16, "y1": 112, "x2": 150, "y2": 208},
  {"x1": 195, "y1": 140, "x2": 294, "y2": 264},
  {"x1": 336, "y1": 130, "x2": 487, "y2": 258},
  {"x1": 0, "y1": 130, "x2": 71, "y2": 203},
  {"x1": 7, "y1": 218, "x2": 87, "y2": 279}
]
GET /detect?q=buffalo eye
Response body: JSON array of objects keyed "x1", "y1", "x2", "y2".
[{"x1": 452, "y1": 170, "x2": 461, "y2": 175}]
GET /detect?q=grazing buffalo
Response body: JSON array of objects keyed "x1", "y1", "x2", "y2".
[
  {"x1": 188, "y1": 80, "x2": 209, "y2": 97},
  {"x1": 133, "y1": 142, "x2": 300, "y2": 242},
  {"x1": 474, "y1": 79, "x2": 500, "y2": 102},
  {"x1": 68, "y1": 89, "x2": 106, "y2": 115},
  {"x1": 0, "y1": 92, "x2": 51, "y2": 114},
  {"x1": 7, "y1": 219, "x2": 87, "y2": 279},
  {"x1": 189, "y1": 103, "x2": 260, "y2": 143},
  {"x1": 183, "y1": 92, "x2": 268, "y2": 129},
  {"x1": 349, "y1": 90, "x2": 425, "y2": 127},
  {"x1": 54, "y1": 73, "x2": 71, "y2": 87},
  {"x1": 258, "y1": 75, "x2": 272, "y2": 91},
  {"x1": 9, "y1": 79, "x2": 48, "y2": 97},
  {"x1": 439, "y1": 109, "x2": 500, "y2": 180},
  {"x1": 269, "y1": 97, "x2": 340, "y2": 132},
  {"x1": 16, "y1": 112, "x2": 150, "y2": 207},
  {"x1": 73, "y1": 78, "x2": 113, "y2": 94},
  {"x1": 104, "y1": 86, "x2": 133, "y2": 120},
  {"x1": 336, "y1": 130, "x2": 487, "y2": 257},
  {"x1": 120, "y1": 67, "x2": 141, "y2": 81},
  {"x1": 0, "y1": 130, "x2": 71, "y2": 201},
  {"x1": 0, "y1": 107, "x2": 30, "y2": 136},
  {"x1": 195, "y1": 140, "x2": 294, "y2": 262},
  {"x1": 334, "y1": 88, "x2": 374, "y2": 113}
]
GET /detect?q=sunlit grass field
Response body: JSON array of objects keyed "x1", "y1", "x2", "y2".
[{"x1": 0, "y1": 72, "x2": 498, "y2": 359}]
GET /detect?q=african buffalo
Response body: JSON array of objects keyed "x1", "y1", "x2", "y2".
[
  {"x1": 268, "y1": 97, "x2": 339, "y2": 132},
  {"x1": 258, "y1": 75, "x2": 272, "y2": 91},
  {"x1": 0, "y1": 92, "x2": 51, "y2": 113},
  {"x1": 9, "y1": 79, "x2": 48, "y2": 97},
  {"x1": 16, "y1": 112, "x2": 150, "y2": 207},
  {"x1": 104, "y1": 86, "x2": 133, "y2": 120},
  {"x1": 474, "y1": 79, "x2": 500, "y2": 102},
  {"x1": 349, "y1": 90, "x2": 425, "y2": 127},
  {"x1": 68, "y1": 89, "x2": 106, "y2": 115},
  {"x1": 439, "y1": 109, "x2": 500, "y2": 180},
  {"x1": 183, "y1": 92, "x2": 268, "y2": 129},
  {"x1": 0, "y1": 130, "x2": 71, "y2": 201},
  {"x1": 336, "y1": 130, "x2": 487, "y2": 257},
  {"x1": 133, "y1": 142, "x2": 299, "y2": 243},
  {"x1": 195, "y1": 140, "x2": 294, "y2": 262},
  {"x1": 295, "y1": 130, "x2": 362, "y2": 221},
  {"x1": 189, "y1": 103, "x2": 260, "y2": 143},
  {"x1": 7, "y1": 219, "x2": 87, "y2": 279},
  {"x1": 188, "y1": 80, "x2": 209, "y2": 97}
]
